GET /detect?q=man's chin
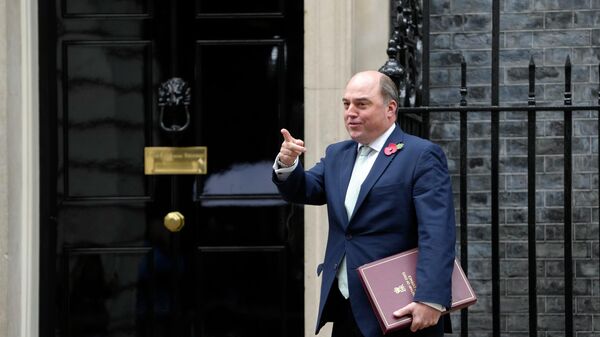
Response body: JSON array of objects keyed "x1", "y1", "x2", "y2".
[{"x1": 348, "y1": 133, "x2": 365, "y2": 143}]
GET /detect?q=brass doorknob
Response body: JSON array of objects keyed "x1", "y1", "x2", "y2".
[{"x1": 164, "y1": 211, "x2": 185, "y2": 232}]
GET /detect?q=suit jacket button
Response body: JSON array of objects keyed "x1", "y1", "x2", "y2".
[{"x1": 345, "y1": 233, "x2": 352, "y2": 240}]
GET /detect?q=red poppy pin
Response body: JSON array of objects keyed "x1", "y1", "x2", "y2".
[{"x1": 384, "y1": 142, "x2": 404, "y2": 156}]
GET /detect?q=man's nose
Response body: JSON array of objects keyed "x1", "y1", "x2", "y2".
[{"x1": 346, "y1": 105, "x2": 358, "y2": 116}]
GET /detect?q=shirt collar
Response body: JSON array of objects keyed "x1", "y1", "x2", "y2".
[{"x1": 358, "y1": 123, "x2": 397, "y2": 153}]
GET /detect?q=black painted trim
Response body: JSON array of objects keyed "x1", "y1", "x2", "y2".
[
  {"x1": 527, "y1": 57, "x2": 538, "y2": 337},
  {"x1": 491, "y1": 1, "x2": 501, "y2": 336},
  {"x1": 39, "y1": 0, "x2": 57, "y2": 335},
  {"x1": 563, "y1": 58, "x2": 574, "y2": 337}
]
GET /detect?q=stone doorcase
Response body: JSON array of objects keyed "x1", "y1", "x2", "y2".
[{"x1": 0, "y1": 0, "x2": 40, "y2": 336}]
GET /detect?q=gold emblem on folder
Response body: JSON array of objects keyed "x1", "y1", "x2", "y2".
[{"x1": 394, "y1": 285, "x2": 406, "y2": 294}]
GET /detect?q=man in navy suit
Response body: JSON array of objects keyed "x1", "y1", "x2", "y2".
[{"x1": 273, "y1": 71, "x2": 456, "y2": 337}]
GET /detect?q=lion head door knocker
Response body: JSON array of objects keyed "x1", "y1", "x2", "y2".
[{"x1": 158, "y1": 78, "x2": 191, "y2": 133}]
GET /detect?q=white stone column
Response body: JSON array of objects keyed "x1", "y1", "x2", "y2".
[
  {"x1": 353, "y1": 1, "x2": 391, "y2": 73},
  {"x1": 0, "y1": 0, "x2": 8, "y2": 334},
  {"x1": 303, "y1": 1, "x2": 388, "y2": 336},
  {"x1": 2, "y1": 0, "x2": 40, "y2": 336}
]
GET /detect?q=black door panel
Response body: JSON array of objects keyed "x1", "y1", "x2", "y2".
[{"x1": 40, "y1": 1, "x2": 303, "y2": 336}]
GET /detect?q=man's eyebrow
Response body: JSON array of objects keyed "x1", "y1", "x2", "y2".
[{"x1": 342, "y1": 97, "x2": 372, "y2": 102}]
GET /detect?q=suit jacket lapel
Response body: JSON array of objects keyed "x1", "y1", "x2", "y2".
[
  {"x1": 349, "y1": 126, "x2": 405, "y2": 220},
  {"x1": 339, "y1": 143, "x2": 358, "y2": 226}
]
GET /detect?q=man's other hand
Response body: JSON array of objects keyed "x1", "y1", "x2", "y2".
[
  {"x1": 278, "y1": 128, "x2": 306, "y2": 167},
  {"x1": 393, "y1": 302, "x2": 441, "y2": 332}
]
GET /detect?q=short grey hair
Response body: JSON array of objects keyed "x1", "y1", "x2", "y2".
[{"x1": 379, "y1": 74, "x2": 399, "y2": 105}]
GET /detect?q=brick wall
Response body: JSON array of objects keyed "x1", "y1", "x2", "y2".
[{"x1": 424, "y1": 0, "x2": 600, "y2": 335}]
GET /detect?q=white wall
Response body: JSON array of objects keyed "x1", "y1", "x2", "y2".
[{"x1": 0, "y1": 0, "x2": 8, "y2": 333}]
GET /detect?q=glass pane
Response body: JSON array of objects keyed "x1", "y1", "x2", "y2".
[
  {"x1": 65, "y1": 0, "x2": 148, "y2": 15},
  {"x1": 66, "y1": 43, "x2": 148, "y2": 198}
]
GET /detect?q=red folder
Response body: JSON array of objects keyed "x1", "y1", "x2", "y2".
[{"x1": 357, "y1": 248, "x2": 477, "y2": 334}]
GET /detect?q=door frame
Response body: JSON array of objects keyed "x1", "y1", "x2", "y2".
[{"x1": 3, "y1": 0, "x2": 40, "y2": 336}]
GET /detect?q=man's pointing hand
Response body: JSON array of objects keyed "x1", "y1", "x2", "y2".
[{"x1": 278, "y1": 128, "x2": 306, "y2": 167}]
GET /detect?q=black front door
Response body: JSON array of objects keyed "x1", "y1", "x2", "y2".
[{"x1": 39, "y1": 1, "x2": 304, "y2": 336}]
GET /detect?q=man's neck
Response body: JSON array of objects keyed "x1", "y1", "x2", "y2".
[{"x1": 362, "y1": 123, "x2": 397, "y2": 153}]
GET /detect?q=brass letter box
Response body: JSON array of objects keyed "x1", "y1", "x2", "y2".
[{"x1": 144, "y1": 147, "x2": 207, "y2": 175}]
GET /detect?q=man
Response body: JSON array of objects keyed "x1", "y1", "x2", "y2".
[{"x1": 273, "y1": 71, "x2": 456, "y2": 337}]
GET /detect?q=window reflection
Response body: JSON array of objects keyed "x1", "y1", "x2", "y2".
[{"x1": 196, "y1": 160, "x2": 285, "y2": 207}]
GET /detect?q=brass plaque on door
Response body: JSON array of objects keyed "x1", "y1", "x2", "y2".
[{"x1": 144, "y1": 147, "x2": 207, "y2": 175}]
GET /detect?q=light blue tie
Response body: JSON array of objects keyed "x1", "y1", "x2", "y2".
[{"x1": 337, "y1": 145, "x2": 373, "y2": 298}]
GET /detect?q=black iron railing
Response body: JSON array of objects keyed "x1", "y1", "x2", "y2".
[
  {"x1": 383, "y1": 0, "x2": 599, "y2": 336},
  {"x1": 396, "y1": 56, "x2": 599, "y2": 337}
]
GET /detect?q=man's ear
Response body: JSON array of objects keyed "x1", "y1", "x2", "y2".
[{"x1": 387, "y1": 100, "x2": 398, "y2": 120}]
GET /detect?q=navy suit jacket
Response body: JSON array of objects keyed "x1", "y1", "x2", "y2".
[{"x1": 273, "y1": 126, "x2": 456, "y2": 337}]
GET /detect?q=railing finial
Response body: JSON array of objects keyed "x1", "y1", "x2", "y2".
[
  {"x1": 564, "y1": 55, "x2": 572, "y2": 106},
  {"x1": 379, "y1": 38, "x2": 405, "y2": 94},
  {"x1": 379, "y1": 0, "x2": 422, "y2": 108},
  {"x1": 528, "y1": 56, "x2": 536, "y2": 106},
  {"x1": 460, "y1": 55, "x2": 467, "y2": 106}
]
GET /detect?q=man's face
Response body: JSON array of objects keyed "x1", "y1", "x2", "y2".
[{"x1": 342, "y1": 72, "x2": 396, "y2": 145}]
